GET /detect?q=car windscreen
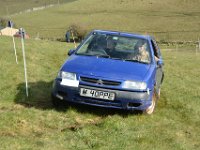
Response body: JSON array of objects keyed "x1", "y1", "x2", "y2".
[{"x1": 76, "y1": 32, "x2": 151, "y2": 64}]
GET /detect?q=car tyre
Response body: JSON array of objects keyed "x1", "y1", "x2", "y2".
[
  {"x1": 144, "y1": 90, "x2": 157, "y2": 115},
  {"x1": 51, "y1": 94, "x2": 65, "y2": 108},
  {"x1": 157, "y1": 88, "x2": 161, "y2": 99}
]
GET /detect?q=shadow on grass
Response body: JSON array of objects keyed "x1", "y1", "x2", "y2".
[
  {"x1": 66, "y1": 102, "x2": 139, "y2": 118},
  {"x1": 15, "y1": 81, "x2": 140, "y2": 117},
  {"x1": 14, "y1": 81, "x2": 54, "y2": 110}
]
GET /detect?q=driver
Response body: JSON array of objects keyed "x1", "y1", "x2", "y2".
[{"x1": 105, "y1": 37, "x2": 117, "y2": 56}]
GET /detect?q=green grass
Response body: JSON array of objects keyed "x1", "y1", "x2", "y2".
[
  {"x1": 0, "y1": 0, "x2": 200, "y2": 149},
  {"x1": 6, "y1": 0, "x2": 200, "y2": 42},
  {"x1": 0, "y1": 0, "x2": 77, "y2": 17},
  {"x1": 0, "y1": 36, "x2": 200, "y2": 149}
]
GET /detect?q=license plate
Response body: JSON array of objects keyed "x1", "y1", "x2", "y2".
[{"x1": 80, "y1": 88, "x2": 115, "y2": 101}]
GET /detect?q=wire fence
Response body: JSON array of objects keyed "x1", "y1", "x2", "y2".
[
  {"x1": 27, "y1": 27, "x2": 200, "y2": 44},
  {"x1": 0, "y1": 0, "x2": 77, "y2": 17}
]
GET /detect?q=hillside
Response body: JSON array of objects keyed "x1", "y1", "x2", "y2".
[
  {"x1": 0, "y1": 1, "x2": 200, "y2": 149},
  {"x1": 0, "y1": 36, "x2": 200, "y2": 149},
  {"x1": 0, "y1": 0, "x2": 77, "y2": 17},
  {"x1": 5, "y1": 0, "x2": 200, "y2": 42}
]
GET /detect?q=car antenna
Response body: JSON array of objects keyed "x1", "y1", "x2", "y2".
[{"x1": 70, "y1": 28, "x2": 77, "y2": 48}]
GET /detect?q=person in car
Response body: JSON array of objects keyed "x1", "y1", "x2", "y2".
[
  {"x1": 134, "y1": 40, "x2": 150, "y2": 63},
  {"x1": 105, "y1": 37, "x2": 117, "y2": 56}
]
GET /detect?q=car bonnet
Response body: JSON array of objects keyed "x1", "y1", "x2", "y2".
[{"x1": 61, "y1": 55, "x2": 151, "y2": 81}]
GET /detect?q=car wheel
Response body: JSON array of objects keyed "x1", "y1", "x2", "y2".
[
  {"x1": 157, "y1": 88, "x2": 161, "y2": 99},
  {"x1": 51, "y1": 94, "x2": 64, "y2": 108},
  {"x1": 145, "y1": 91, "x2": 157, "y2": 115}
]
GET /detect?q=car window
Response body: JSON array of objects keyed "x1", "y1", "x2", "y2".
[
  {"x1": 76, "y1": 32, "x2": 151, "y2": 64},
  {"x1": 76, "y1": 34, "x2": 94, "y2": 54}
]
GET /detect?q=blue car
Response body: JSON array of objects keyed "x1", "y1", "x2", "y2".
[{"x1": 52, "y1": 30, "x2": 164, "y2": 114}]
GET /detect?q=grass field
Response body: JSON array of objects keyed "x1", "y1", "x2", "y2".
[
  {"x1": 0, "y1": 0, "x2": 77, "y2": 17},
  {"x1": 0, "y1": 36, "x2": 200, "y2": 149},
  {"x1": 5, "y1": 0, "x2": 200, "y2": 42},
  {"x1": 0, "y1": 0, "x2": 200, "y2": 149}
]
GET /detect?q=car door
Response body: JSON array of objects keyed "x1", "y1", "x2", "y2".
[{"x1": 151, "y1": 39, "x2": 164, "y2": 94}]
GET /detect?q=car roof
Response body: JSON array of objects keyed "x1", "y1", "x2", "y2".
[{"x1": 93, "y1": 29, "x2": 152, "y2": 40}]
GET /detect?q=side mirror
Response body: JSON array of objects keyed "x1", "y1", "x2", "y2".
[
  {"x1": 68, "y1": 49, "x2": 76, "y2": 56},
  {"x1": 157, "y1": 59, "x2": 164, "y2": 67}
]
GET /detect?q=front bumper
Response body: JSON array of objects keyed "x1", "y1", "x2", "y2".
[{"x1": 52, "y1": 79, "x2": 153, "y2": 111}]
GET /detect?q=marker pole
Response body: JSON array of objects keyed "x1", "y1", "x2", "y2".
[
  {"x1": 10, "y1": 25, "x2": 18, "y2": 64},
  {"x1": 12, "y1": 32, "x2": 18, "y2": 64},
  {"x1": 196, "y1": 45, "x2": 198, "y2": 55},
  {"x1": 20, "y1": 28, "x2": 28, "y2": 97},
  {"x1": 70, "y1": 29, "x2": 77, "y2": 48}
]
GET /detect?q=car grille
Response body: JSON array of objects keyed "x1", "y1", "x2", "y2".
[{"x1": 80, "y1": 76, "x2": 121, "y2": 86}]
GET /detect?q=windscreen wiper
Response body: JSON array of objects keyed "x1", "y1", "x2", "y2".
[
  {"x1": 96, "y1": 54, "x2": 110, "y2": 58},
  {"x1": 76, "y1": 53, "x2": 96, "y2": 56},
  {"x1": 77, "y1": 53, "x2": 111, "y2": 58},
  {"x1": 124, "y1": 58, "x2": 149, "y2": 64},
  {"x1": 110, "y1": 57, "x2": 123, "y2": 60}
]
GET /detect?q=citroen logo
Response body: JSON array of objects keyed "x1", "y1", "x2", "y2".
[{"x1": 97, "y1": 79, "x2": 103, "y2": 85}]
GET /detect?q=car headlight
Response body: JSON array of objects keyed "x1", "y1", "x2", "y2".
[
  {"x1": 58, "y1": 71, "x2": 79, "y2": 87},
  {"x1": 58, "y1": 71, "x2": 76, "y2": 80},
  {"x1": 122, "y1": 80, "x2": 147, "y2": 90}
]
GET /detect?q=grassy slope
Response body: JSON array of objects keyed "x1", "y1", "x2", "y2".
[
  {"x1": 0, "y1": 36, "x2": 200, "y2": 149},
  {"x1": 8, "y1": 0, "x2": 200, "y2": 41},
  {"x1": 0, "y1": 0, "x2": 76, "y2": 17},
  {"x1": 0, "y1": 0, "x2": 200, "y2": 149}
]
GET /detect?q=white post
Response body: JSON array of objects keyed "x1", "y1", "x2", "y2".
[
  {"x1": 20, "y1": 28, "x2": 28, "y2": 97},
  {"x1": 196, "y1": 45, "x2": 198, "y2": 55},
  {"x1": 70, "y1": 29, "x2": 77, "y2": 48},
  {"x1": 11, "y1": 26, "x2": 18, "y2": 64},
  {"x1": 35, "y1": 32, "x2": 40, "y2": 40}
]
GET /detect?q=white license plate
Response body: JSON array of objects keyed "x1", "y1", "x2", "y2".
[{"x1": 80, "y1": 88, "x2": 115, "y2": 101}]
